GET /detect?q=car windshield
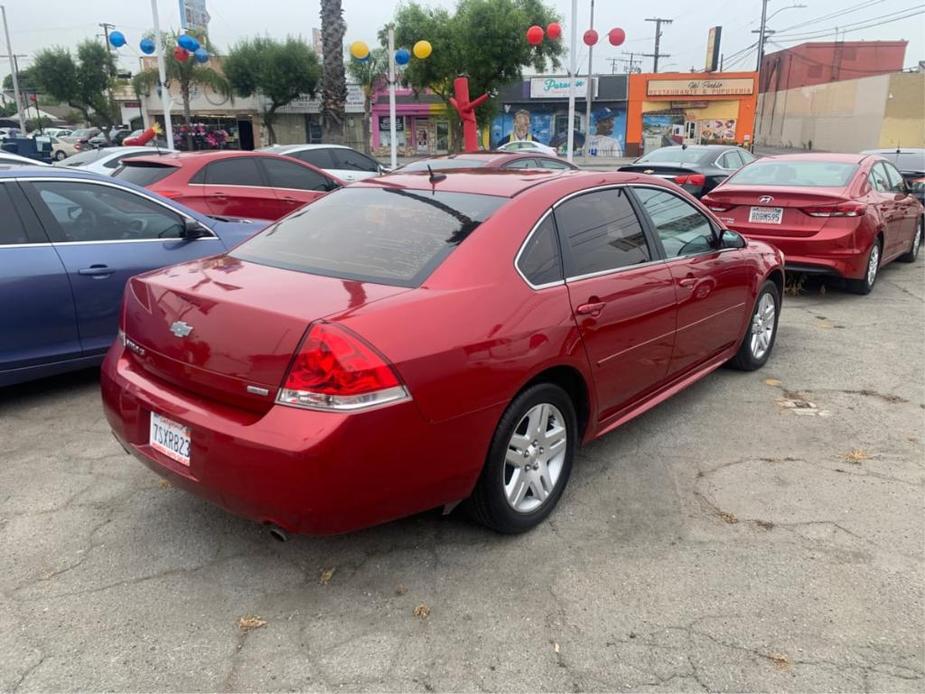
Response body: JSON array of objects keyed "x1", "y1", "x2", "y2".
[
  {"x1": 72, "y1": 128, "x2": 98, "y2": 138},
  {"x1": 61, "y1": 150, "x2": 108, "y2": 166},
  {"x1": 232, "y1": 186, "x2": 506, "y2": 287},
  {"x1": 638, "y1": 148, "x2": 709, "y2": 164},
  {"x1": 113, "y1": 162, "x2": 178, "y2": 186},
  {"x1": 728, "y1": 160, "x2": 858, "y2": 187},
  {"x1": 401, "y1": 158, "x2": 491, "y2": 172}
]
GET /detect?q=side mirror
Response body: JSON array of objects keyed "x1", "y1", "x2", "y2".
[
  {"x1": 182, "y1": 219, "x2": 211, "y2": 239},
  {"x1": 378, "y1": 165, "x2": 392, "y2": 175},
  {"x1": 324, "y1": 180, "x2": 342, "y2": 192}
]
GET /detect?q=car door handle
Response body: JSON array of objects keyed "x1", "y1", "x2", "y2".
[
  {"x1": 78, "y1": 264, "x2": 113, "y2": 278},
  {"x1": 576, "y1": 301, "x2": 606, "y2": 316},
  {"x1": 678, "y1": 275, "x2": 697, "y2": 288},
  {"x1": 209, "y1": 192, "x2": 227, "y2": 198},
  {"x1": 281, "y1": 195, "x2": 299, "y2": 202}
]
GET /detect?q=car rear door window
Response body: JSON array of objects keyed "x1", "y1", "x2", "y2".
[
  {"x1": 633, "y1": 187, "x2": 715, "y2": 258},
  {"x1": 26, "y1": 181, "x2": 186, "y2": 242},
  {"x1": 231, "y1": 187, "x2": 505, "y2": 287},
  {"x1": 535, "y1": 158, "x2": 572, "y2": 170},
  {"x1": 555, "y1": 187, "x2": 651, "y2": 277},
  {"x1": 882, "y1": 162, "x2": 907, "y2": 193},
  {"x1": 869, "y1": 164, "x2": 890, "y2": 193},
  {"x1": 260, "y1": 157, "x2": 332, "y2": 191},
  {"x1": 113, "y1": 163, "x2": 178, "y2": 186},
  {"x1": 0, "y1": 183, "x2": 28, "y2": 244},
  {"x1": 517, "y1": 214, "x2": 563, "y2": 287},
  {"x1": 205, "y1": 157, "x2": 265, "y2": 186},
  {"x1": 330, "y1": 148, "x2": 380, "y2": 173},
  {"x1": 290, "y1": 148, "x2": 335, "y2": 169}
]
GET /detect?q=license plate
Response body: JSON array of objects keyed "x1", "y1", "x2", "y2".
[
  {"x1": 149, "y1": 412, "x2": 191, "y2": 466},
  {"x1": 749, "y1": 206, "x2": 784, "y2": 224}
]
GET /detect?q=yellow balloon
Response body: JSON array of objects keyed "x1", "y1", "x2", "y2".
[
  {"x1": 413, "y1": 40, "x2": 432, "y2": 60},
  {"x1": 350, "y1": 40, "x2": 370, "y2": 60}
]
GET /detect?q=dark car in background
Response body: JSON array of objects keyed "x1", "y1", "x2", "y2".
[
  {"x1": 862, "y1": 148, "x2": 925, "y2": 204},
  {"x1": 0, "y1": 168, "x2": 266, "y2": 386},
  {"x1": 619, "y1": 145, "x2": 756, "y2": 198},
  {"x1": 399, "y1": 152, "x2": 578, "y2": 173}
]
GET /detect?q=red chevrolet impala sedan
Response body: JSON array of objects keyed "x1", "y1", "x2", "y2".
[
  {"x1": 113, "y1": 150, "x2": 343, "y2": 221},
  {"x1": 703, "y1": 153, "x2": 924, "y2": 294},
  {"x1": 102, "y1": 170, "x2": 784, "y2": 536}
]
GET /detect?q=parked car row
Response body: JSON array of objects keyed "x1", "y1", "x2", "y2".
[{"x1": 2, "y1": 137, "x2": 922, "y2": 540}]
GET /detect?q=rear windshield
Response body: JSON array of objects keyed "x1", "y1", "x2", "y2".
[
  {"x1": 113, "y1": 163, "x2": 177, "y2": 186},
  {"x1": 61, "y1": 150, "x2": 108, "y2": 166},
  {"x1": 887, "y1": 152, "x2": 925, "y2": 173},
  {"x1": 401, "y1": 158, "x2": 490, "y2": 172},
  {"x1": 231, "y1": 186, "x2": 506, "y2": 287},
  {"x1": 638, "y1": 148, "x2": 709, "y2": 164},
  {"x1": 729, "y1": 160, "x2": 858, "y2": 187}
]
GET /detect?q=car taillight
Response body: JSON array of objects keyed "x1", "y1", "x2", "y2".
[
  {"x1": 802, "y1": 202, "x2": 867, "y2": 218},
  {"x1": 277, "y1": 322, "x2": 409, "y2": 412},
  {"x1": 673, "y1": 173, "x2": 706, "y2": 186}
]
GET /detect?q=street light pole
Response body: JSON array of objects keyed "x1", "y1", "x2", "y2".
[
  {"x1": 387, "y1": 25, "x2": 397, "y2": 170},
  {"x1": 0, "y1": 5, "x2": 25, "y2": 132},
  {"x1": 566, "y1": 0, "x2": 577, "y2": 162},
  {"x1": 584, "y1": 0, "x2": 595, "y2": 159},
  {"x1": 756, "y1": 0, "x2": 769, "y2": 72},
  {"x1": 150, "y1": 0, "x2": 174, "y2": 149}
]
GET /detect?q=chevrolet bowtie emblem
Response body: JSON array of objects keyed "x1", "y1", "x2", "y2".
[{"x1": 169, "y1": 321, "x2": 194, "y2": 338}]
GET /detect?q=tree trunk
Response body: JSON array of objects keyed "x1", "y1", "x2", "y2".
[
  {"x1": 320, "y1": 0, "x2": 347, "y2": 145},
  {"x1": 264, "y1": 107, "x2": 277, "y2": 145},
  {"x1": 362, "y1": 97, "x2": 371, "y2": 154},
  {"x1": 182, "y1": 83, "x2": 193, "y2": 150}
]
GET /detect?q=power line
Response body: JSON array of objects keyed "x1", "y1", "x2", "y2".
[
  {"x1": 774, "y1": 0, "x2": 888, "y2": 33},
  {"x1": 773, "y1": 5, "x2": 925, "y2": 41},
  {"x1": 642, "y1": 17, "x2": 672, "y2": 73}
]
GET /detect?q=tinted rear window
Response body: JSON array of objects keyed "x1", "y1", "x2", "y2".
[
  {"x1": 61, "y1": 149, "x2": 108, "y2": 166},
  {"x1": 729, "y1": 160, "x2": 858, "y2": 187},
  {"x1": 639, "y1": 148, "x2": 710, "y2": 164},
  {"x1": 232, "y1": 186, "x2": 506, "y2": 287},
  {"x1": 113, "y1": 163, "x2": 178, "y2": 186},
  {"x1": 401, "y1": 158, "x2": 490, "y2": 172},
  {"x1": 890, "y1": 152, "x2": 925, "y2": 173}
]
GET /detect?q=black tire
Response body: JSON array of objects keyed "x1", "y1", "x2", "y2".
[
  {"x1": 898, "y1": 217, "x2": 923, "y2": 263},
  {"x1": 54, "y1": 150, "x2": 67, "y2": 161},
  {"x1": 847, "y1": 239, "x2": 881, "y2": 295},
  {"x1": 467, "y1": 383, "x2": 577, "y2": 534},
  {"x1": 728, "y1": 280, "x2": 780, "y2": 371}
]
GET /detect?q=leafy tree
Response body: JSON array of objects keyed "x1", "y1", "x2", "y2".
[
  {"x1": 320, "y1": 0, "x2": 347, "y2": 144},
  {"x1": 32, "y1": 41, "x2": 118, "y2": 132},
  {"x1": 3, "y1": 66, "x2": 38, "y2": 93},
  {"x1": 223, "y1": 37, "x2": 321, "y2": 145},
  {"x1": 133, "y1": 32, "x2": 229, "y2": 133},
  {"x1": 346, "y1": 47, "x2": 387, "y2": 153},
  {"x1": 390, "y1": 0, "x2": 563, "y2": 150}
]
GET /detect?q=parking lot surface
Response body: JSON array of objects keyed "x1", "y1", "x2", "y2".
[{"x1": 1, "y1": 263, "x2": 923, "y2": 693}]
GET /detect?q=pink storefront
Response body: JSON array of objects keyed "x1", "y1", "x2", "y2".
[{"x1": 370, "y1": 85, "x2": 451, "y2": 157}]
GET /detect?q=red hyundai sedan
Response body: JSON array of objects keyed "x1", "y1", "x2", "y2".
[
  {"x1": 113, "y1": 150, "x2": 343, "y2": 221},
  {"x1": 102, "y1": 170, "x2": 784, "y2": 536},
  {"x1": 703, "y1": 153, "x2": 924, "y2": 294}
]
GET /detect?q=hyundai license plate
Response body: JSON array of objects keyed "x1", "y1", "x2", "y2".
[
  {"x1": 149, "y1": 412, "x2": 191, "y2": 466},
  {"x1": 749, "y1": 206, "x2": 784, "y2": 224}
]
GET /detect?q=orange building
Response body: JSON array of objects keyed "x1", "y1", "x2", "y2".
[{"x1": 625, "y1": 71, "x2": 758, "y2": 157}]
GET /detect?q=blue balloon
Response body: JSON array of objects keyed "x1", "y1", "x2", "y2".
[
  {"x1": 178, "y1": 34, "x2": 200, "y2": 52},
  {"x1": 194, "y1": 47, "x2": 209, "y2": 63},
  {"x1": 139, "y1": 37, "x2": 156, "y2": 55},
  {"x1": 395, "y1": 48, "x2": 411, "y2": 65},
  {"x1": 109, "y1": 30, "x2": 126, "y2": 48}
]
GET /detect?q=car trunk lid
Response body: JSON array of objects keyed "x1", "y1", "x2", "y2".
[
  {"x1": 123, "y1": 256, "x2": 409, "y2": 412},
  {"x1": 704, "y1": 185, "x2": 853, "y2": 237}
]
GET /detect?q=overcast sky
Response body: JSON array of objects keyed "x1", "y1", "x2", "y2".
[{"x1": 2, "y1": 0, "x2": 923, "y2": 85}]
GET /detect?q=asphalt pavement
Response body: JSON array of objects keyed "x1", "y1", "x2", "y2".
[{"x1": 1, "y1": 263, "x2": 923, "y2": 692}]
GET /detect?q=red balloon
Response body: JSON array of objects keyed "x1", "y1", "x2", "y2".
[
  {"x1": 526, "y1": 25, "x2": 544, "y2": 46},
  {"x1": 546, "y1": 22, "x2": 562, "y2": 40},
  {"x1": 173, "y1": 46, "x2": 190, "y2": 62},
  {"x1": 608, "y1": 27, "x2": 626, "y2": 46},
  {"x1": 583, "y1": 29, "x2": 599, "y2": 46}
]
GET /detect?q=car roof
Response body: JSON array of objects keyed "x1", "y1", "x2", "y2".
[
  {"x1": 862, "y1": 148, "x2": 925, "y2": 155},
  {"x1": 263, "y1": 143, "x2": 354, "y2": 153},
  {"x1": 122, "y1": 149, "x2": 291, "y2": 167},
  {"x1": 357, "y1": 168, "x2": 634, "y2": 198},
  {"x1": 757, "y1": 152, "x2": 869, "y2": 164},
  {"x1": 650, "y1": 144, "x2": 738, "y2": 152}
]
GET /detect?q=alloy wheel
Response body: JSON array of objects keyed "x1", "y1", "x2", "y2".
[
  {"x1": 503, "y1": 403, "x2": 567, "y2": 513},
  {"x1": 867, "y1": 243, "x2": 880, "y2": 287},
  {"x1": 914, "y1": 222, "x2": 922, "y2": 258},
  {"x1": 749, "y1": 292, "x2": 776, "y2": 360}
]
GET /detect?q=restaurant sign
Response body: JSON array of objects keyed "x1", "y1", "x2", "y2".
[
  {"x1": 647, "y1": 78, "x2": 754, "y2": 97},
  {"x1": 529, "y1": 76, "x2": 597, "y2": 99}
]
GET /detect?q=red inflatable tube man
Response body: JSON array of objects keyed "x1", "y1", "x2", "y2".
[
  {"x1": 123, "y1": 122, "x2": 162, "y2": 147},
  {"x1": 448, "y1": 76, "x2": 490, "y2": 153}
]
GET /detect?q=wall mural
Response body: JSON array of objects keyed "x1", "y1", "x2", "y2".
[{"x1": 490, "y1": 105, "x2": 626, "y2": 156}]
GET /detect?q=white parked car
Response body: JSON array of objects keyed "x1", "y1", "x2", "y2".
[
  {"x1": 496, "y1": 140, "x2": 558, "y2": 157},
  {"x1": 54, "y1": 145, "x2": 177, "y2": 175},
  {"x1": 260, "y1": 144, "x2": 386, "y2": 182},
  {"x1": 0, "y1": 151, "x2": 50, "y2": 167}
]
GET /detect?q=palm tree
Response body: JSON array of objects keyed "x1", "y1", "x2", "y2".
[
  {"x1": 133, "y1": 32, "x2": 230, "y2": 136},
  {"x1": 346, "y1": 48, "x2": 386, "y2": 154},
  {"x1": 320, "y1": 0, "x2": 347, "y2": 144}
]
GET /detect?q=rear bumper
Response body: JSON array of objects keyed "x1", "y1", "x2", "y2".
[
  {"x1": 101, "y1": 344, "x2": 500, "y2": 535},
  {"x1": 733, "y1": 223, "x2": 872, "y2": 280}
]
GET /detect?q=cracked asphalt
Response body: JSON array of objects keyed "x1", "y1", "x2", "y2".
[{"x1": 1, "y1": 262, "x2": 923, "y2": 693}]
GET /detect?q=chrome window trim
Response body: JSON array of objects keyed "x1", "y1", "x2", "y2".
[
  {"x1": 513, "y1": 207, "x2": 566, "y2": 290},
  {"x1": 200, "y1": 183, "x2": 331, "y2": 193}
]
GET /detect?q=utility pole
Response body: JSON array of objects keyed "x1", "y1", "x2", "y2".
[
  {"x1": 607, "y1": 57, "x2": 619, "y2": 75},
  {"x1": 756, "y1": 0, "x2": 769, "y2": 71},
  {"x1": 149, "y1": 0, "x2": 174, "y2": 149},
  {"x1": 99, "y1": 23, "x2": 116, "y2": 73},
  {"x1": 566, "y1": 0, "x2": 577, "y2": 162},
  {"x1": 622, "y1": 52, "x2": 642, "y2": 74},
  {"x1": 584, "y1": 0, "x2": 595, "y2": 156},
  {"x1": 644, "y1": 17, "x2": 672, "y2": 73},
  {"x1": 0, "y1": 5, "x2": 24, "y2": 131}
]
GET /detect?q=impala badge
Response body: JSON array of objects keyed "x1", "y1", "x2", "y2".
[
  {"x1": 759, "y1": 195, "x2": 774, "y2": 204},
  {"x1": 644, "y1": 169, "x2": 654, "y2": 174},
  {"x1": 170, "y1": 321, "x2": 194, "y2": 338}
]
